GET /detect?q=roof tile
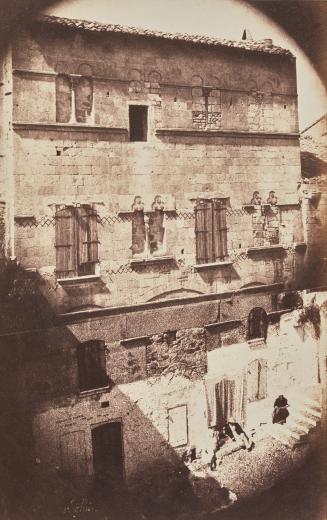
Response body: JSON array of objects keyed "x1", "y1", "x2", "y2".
[{"x1": 37, "y1": 14, "x2": 294, "y2": 57}]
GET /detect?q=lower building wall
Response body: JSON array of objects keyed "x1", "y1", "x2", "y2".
[{"x1": 30, "y1": 307, "x2": 320, "y2": 489}]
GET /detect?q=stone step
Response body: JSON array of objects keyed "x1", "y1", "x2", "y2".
[
  {"x1": 290, "y1": 408, "x2": 321, "y2": 420},
  {"x1": 290, "y1": 411, "x2": 318, "y2": 427},
  {"x1": 290, "y1": 399, "x2": 322, "y2": 412}
]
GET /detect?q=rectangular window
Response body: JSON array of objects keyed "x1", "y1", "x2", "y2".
[
  {"x1": 168, "y1": 405, "x2": 188, "y2": 447},
  {"x1": 195, "y1": 199, "x2": 228, "y2": 264},
  {"x1": 55, "y1": 205, "x2": 99, "y2": 279},
  {"x1": 77, "y1": 340, "x2": 108, "y2": 391},
  {"x1": 129, "y1": 105, "x2": 148, "y2": 141}
]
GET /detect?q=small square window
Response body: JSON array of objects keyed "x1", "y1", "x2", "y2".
[{"x1": 129, "y1": 105, "x2": 148, "y2": 141}]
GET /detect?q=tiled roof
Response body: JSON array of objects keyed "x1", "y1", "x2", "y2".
[{"x1": 37, "y1": 14, "x2": 294, "y2": 57}]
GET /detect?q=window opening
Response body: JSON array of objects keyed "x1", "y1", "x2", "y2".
[
  {"x1": 129, "y1": 105, "x2": 148, "y2": 141},
  {"x1": 78, "y1": 340, "x2": 108, "y2": 392},
  {"x1": 248, "y1": 308, "x2": 268, "y2": 340}
]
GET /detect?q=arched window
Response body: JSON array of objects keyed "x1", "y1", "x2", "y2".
[
  {"x1": 77, "y1": 340, "x2": 108, "y2": 391},
  {"x1": 75, "y1": 76, "x2": 93, "y2": 123},
  {"x1": 247, "y1": 358, "x2": 268, "y2": 402},
  {"x1": 248, "y1": 307, "x2": 268, "y2": 340},
  {"x1": 56, "y1": 74, "x2": 72, "y2": 123}
]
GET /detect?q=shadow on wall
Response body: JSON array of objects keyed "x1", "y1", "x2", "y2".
[
  {"x1": 301, "y1": 152, "x2": 327, "y2": 178},
  {"x1": 0, "y1": 261, "x2": 234, "y2": 520}
]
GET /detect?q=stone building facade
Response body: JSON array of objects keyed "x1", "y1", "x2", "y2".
[
  {"x1": 0, "y1": 14, "x2": 317, "y2": 494},
  {"x1": 300, "y1": 114, "x2": 327, "y2": 286}
]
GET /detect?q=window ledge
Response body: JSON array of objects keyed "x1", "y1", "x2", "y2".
[
  {"x1": 79, "y1": 385, "x2": 111, "y2": 397},
  {"x1": 247, "y1": 338, "x2": 266, "y2": 348},
  {"x1": 204, "y1": 319, "x2": 241, "y2": 330},
  {"x1": 131, "y1": 256, "x2": 175, "y2": 267},
  {"x1": 13, "y1": 122, "x2": 128, "y2": 135},
  {"x1": 57, "y1": 274, "x2": 101, "y2": 285},
  {"x1": 247, "y1": 245, "x2": 285, "y2": 254},
  {"x1": 121, "y1": 335, "x2": 151, "y2": 347},
  {"x1": 194, "y1": 260, "x2": 232, "y2": 270}
]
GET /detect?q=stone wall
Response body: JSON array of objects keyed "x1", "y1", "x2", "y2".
[
  {"x1": 0, "y1": 202, "x2": 5, "y2": 257},
  {"x1": 9, "y1": 24, "x2": 303, "y2": 309},
  {"x1": 25, "y1": 297, "x2": 322, "y2": 489}
]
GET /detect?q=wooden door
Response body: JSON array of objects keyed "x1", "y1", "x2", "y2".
[{"x1": 92, "y1": 422, "x2": 124, "y2": 483}]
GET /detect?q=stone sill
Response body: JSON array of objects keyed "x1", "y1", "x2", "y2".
[
  {"x1": 247, "y1": 338, "x2": 266, "y2": 348},
  {"x1": 277, "y1": 203, "x2": 300, "y2": 209},
  {"x1": 247, "y1": 245, "x2": 285, "y2": 254},
  {"x1": 13, "y1": 122, "x2": 128, "y2": 135},
  {"x1": 79, "y1": 386, "x2": 111, "y2": 398},
  {"x1": 120, "y1": 335, "x2": 151, "y2": 347},
  {"x1": 204, "y1": 319, "x2": 241, "y2": 330},
  {"x1": 156, "y1": 128, "x2": 299, "y2": 140},
  {"x1": 194, "y1": 260, "x2": 233, "y2": 270},
  {"x1": 130, "y1": 256, "x2": 175, "y2": 267},
  {"x1": 57, "y1": 274, "x2": 101, "y2": 285}
]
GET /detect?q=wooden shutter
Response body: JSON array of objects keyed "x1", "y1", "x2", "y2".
[
  {"x1": 132, "y1": 211, "x2": 145, "y2": 255},
  {"x1": 78, "y1": 341, "x2": 107, "y2": 391},
  {"x1": 215, "y1": 379, "x2": 235, "y2": 428},
  {"x1": 75, "y1": 77, "x2": 93, "y2": 123},
  {"x1": 213, "y1": 199, "x2": 228, "y2": 260},
  {"x1": 77, "y1": 206, "x2": 89, "y2": 266},
  {"x1": 76, "y1": 206, "x2": 98, "y2": 275},
  {"x1": 247, "y1": 359, "x2": 259, "y2": 402},
  {"x1": 195, "y1": 201, "x2": 212, "y2": 264},
  {"x1": 258, "y1": 359, "x2": 267, "y2": 399},
  {"x1": 55, "y1": 207, "x2": 76, "y2": 277},
  {"x1": 56, "y1": 75, "x2": 72, "y2": 123}
]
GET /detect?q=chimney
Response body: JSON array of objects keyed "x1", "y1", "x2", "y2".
[{"x1": 264, "y1": 38, "x2": 273, "y2": 47}]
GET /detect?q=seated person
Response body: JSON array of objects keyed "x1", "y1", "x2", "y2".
[
  {"x1": 272, "y1": 394, "x2": 289, "y2": 424},
  {"x1": 223, "y1": 419, "x2": 254, "y2": 451}
]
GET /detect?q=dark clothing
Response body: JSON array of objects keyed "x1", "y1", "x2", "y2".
[
  {"x1": 274, "y1": 395, "x2": 288, "y2": 408},
  {"x1": 272, "y1": 395, "x2": 289, "y2": 424},
  {"x1": 224, "y1": 422, "x2": 243, "y2": 440}
]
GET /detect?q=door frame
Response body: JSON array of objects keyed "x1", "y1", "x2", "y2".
[{"x1": 90, "y1": 417, "x2": 125, "y2": 481}]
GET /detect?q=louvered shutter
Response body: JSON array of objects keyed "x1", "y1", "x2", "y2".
[
  {"x1": 77, "y1": 206, "x2": 89, "y2": 266},
  {"x1": 213, "y1": 200, "x2": 228, "y2": 260},
  {"x1": 132, "y1": 211, "x2": 146, "y2": 255},
  {"x1": 258, "y1": 359, "x2": 267, "y2": 399},
  {"x1": 215, "y1": 379, "x2": 235, "y2": 428},
  {"x1": 76, "y1": 206, "x2": 98, "y2": 275},
  {"x1": 247, "y1": 359, "x2": 259, "y2": 402},
  {"x1": 88, "y1": 208, "x2": 99, "y2": 263},
  {"x1": 195, "y1": 201, "x2": 212, "y2": 264},
  {"x1": 55, "y1": 207, "x2": 76, "y2": 277}
]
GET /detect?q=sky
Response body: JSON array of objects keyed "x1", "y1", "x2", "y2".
[{"x1": 45, "y1": 0, "x2": 327, "y2": 130}]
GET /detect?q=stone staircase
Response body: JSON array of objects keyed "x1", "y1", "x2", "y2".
[{"x1": 264, "y1": 385, "x2": 322, "y2": 449}]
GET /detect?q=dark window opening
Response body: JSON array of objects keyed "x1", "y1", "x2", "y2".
[
  {"x1": 129, "y1": 105, "x2": 148, "y2": 141},
  {"x1": 195, "y1": 199, "x2": 228, "y2": 264},
  {"x1": 78, "y1": 340, "x2": 108, "y2": 392},
  {"x1": 248, "y1": 307, "x2": 268, "y2": 340},
  {"x1": 55, "y1": 205, "x2": 99, "y2": 278}
]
